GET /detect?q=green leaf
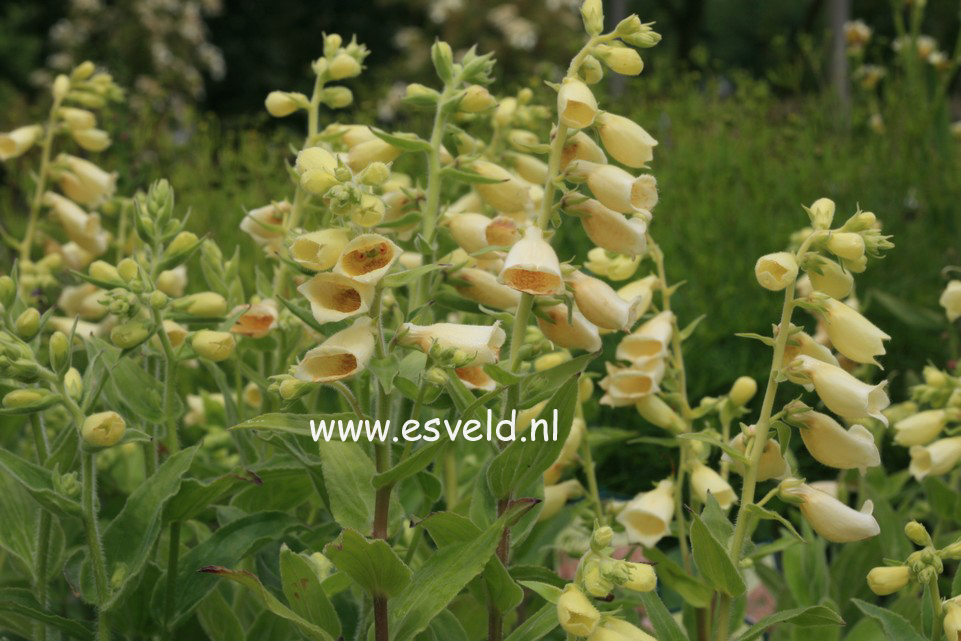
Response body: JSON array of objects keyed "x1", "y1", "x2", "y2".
[
  {"x1": 440, "y1": 166, "x2": 510, "y2": 184},
  {"x1": 744, "y1": 503, "x2": 803, "y2": 541},
  {"x1": 732, "y1": 605, "x2": 843, "y2": 641},
  {"x1": 280, "y1": 545, "x2": 341, "y2": 638},
  {"x1": 172, "y1": 511, "x2": 302, "y2": 624},
  {"x1": 642, "y1": 546, "x2": 714, "y2": 608},
  {"x1": 0, "y1": 473, "x2": 40, "y2": 574},
  {"x1": 101, "y1": 446, "x2": 197, "y2": 608},
  {"x1": 503, "y1": 603, "x2": 558, "y2": 641},
  {"x1": 389, "y1": 500, "x2": 537, "y2": 640},
  {"x1": 851, "y1": 598, "x2": 925, "y2": 641},
  {"x1": 0, "y1": 587, "x2": 94, "y2": 640},
  {"x1": 517, "y1": 581, "x2": 562, "y2": 604},
  {"x1": 383, "y1": 263, "x2": 446, "y2": 288},
  {"x1": 196, "y1": 589, "x2": 246, "y2": 641},
  {"x1": 278, "y1": 296, "x2": 326, "y2": 334},
  {"x1": 638, "y1": 591, "x2": 690, "y2": 641},
  {"x1": 230, "y1": 412, "x2": 352, "y2": 438},
  {"x1": 200, "y1": 566, "x2": 334, "y2": 641},
  {"x1": 323, "y1": 528, "x2": 411, "y2": 598},
  {"x1": 0, "y1": 448, "x2": 82, "y2": 518},
  {"x1": 487, "y1": 376, "x2": 578, "y2": 499},
  {"x1": 521, "y1": 351, "x2": 597, "y2": 404},
  {"x1": 425, "y1": 609, "x2": 470, "y2": 641},
  {"x1": 370, "y1": 127, "x2": 432, "y2": 152},
  {"x1": 163, "y1": 470, "x2": 262, "y2": 524},
  {"x1": 318, "y1": 441, "x2": 375, "y2": 530},
  {"x1": 868, "y1": 288, "x2": 944, "y2": 330},
  {"x1": 689, "y1": 513, "x2": 745, "y2": 596},
  {"x1": 372, "y1": 439, "x2": 446, "y2": 490}
]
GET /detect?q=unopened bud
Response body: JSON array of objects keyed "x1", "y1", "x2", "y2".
[
  {"x1": 117, "y1": 258, "x2": 139, "y2": 283},
  {"x1": 15, "y1": 308, "x2": 40, "y2": 340},
  {"x1": 905, "y1": 521, "x2": 933, "y2": 547},
  {"x1": 64, "y1": 367, "x2": 83, "y2": 400},
  {"x1": 729, "y1": 376, "x2": 757, "y2": 407},
  {"x1": 2, "y1": 389, "x2": 48, "y2": 409},
  {"x1": 265, "y1": 91, "x2": 305, "y2": 117},
  {"x1": 431, "y1": 41, "x2": 455, "y2": 83},
  {"x1": 0, "y1": 276, "x2": 14, "y2": 307},
  {"x1": 110, "y1": 321, "x2": 151, "y2": 350},
  {"x1": 89, "y1": 260, "x2": 122, "y2": 285},
  {"x1": 49, "y1": 331, "x2": 70, "y2": 372},
  {"x1": 52, "y1": 75, "x2": 71, "y2": 101},
  {"x1": 807, "y1": 197, "x2": 835, "y2": 230},
  {"x1": 177, "y1": 292, "x2": 227, "y2": 317},
  {"x1": 149, "y1": 290, "x2": 168, "y2": 309},
  {"x1": 322, "y1": 86, "x2": 353, "y2": 109},
  {"x1": 192, "y1": 330, "x2": 236, "y2": 362},
  {"x1": 167, "y1": 231, "x2": 198, "y2": 257},
  {"x1": 580, "y1": 0, "x2": 604, "y2": 36},
  {"x1": 81, "y1": 411, "x2": 126, "y2": 447}
]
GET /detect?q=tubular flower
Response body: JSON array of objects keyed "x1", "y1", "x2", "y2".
[
  {"x1": 454, "y1": 366, "x2": 497, "y2": 391},
  {"x1": 689, "y1": 461, "x2": 737, "y2": 509},
  {"x1": 560, "y1": 130, "x2": 607, "y2": 169},
  {"x1": 635, "y1": 395, "x2": 685, "y2": 432},
  {"x1": 616, "y1": 479, "x2": 675, "y2": 547},
  {"x1": 537, "y1": 303, "x2": 603, "y2": 352},
  {"x1": 755, "y1": 252, "x2": 798, "y2": 291},
  {"x1": 940, "y1": 280, "x2": 961, "y2": 321},
  {"x1": 43, "y1": 192, "x2": 109, "y2": 255},
  {"x1": 291, "y1": 229, "x2": 350, "y2": 271},
  {"x1": 334, "y1": 234, "x2": 401, "y2": 284},
  {"x1": 81, "y1": 411, "x2": 126, "y2": 447},
  {"x1": 452, "y1": 267, "x2": 522, "y2": 310},
  {"x1": 909, "y1": 437, "x2": 961, "y2": 480},
  {"x1": 725, "y1": 427, "x2": 788, "y2": 481},
  {"x1": 446, "y1": 212, "x2": 496, "y2": 255},
  {"x1": 788, "y1": 355, "x2": 890, "y2": 425},
  {"x1": 594, "y1": 111, "x2": 657, "y2": 168},
  {"x1": 0, "y1": 125, "x2": 44, "y2": 160},
  {"x1": 231, "y1": 300, "x2": 279, "y2": 338},
  {"x1": 806, "y1": 255, "x2": 854, "y2": 299},
  {"x1": 557, "y1": 78, "x2": 598, "y2": 129},
  {"x1": 499, "y1": 226, "x2": 564, "y2": 296},
  {"x1": 616, "y1": 311, "x2": 673, "y2": 364},
  {"x1": 539, "y1": 480, "x2": 585, "y2": 522},
  {"x1": 346, "y1": 138, "x2": 401, "y2": 172},
  {"x1": 590, "y1": 619, "x2": 656, "y2": 641},
  {"x1": 866, "y1": 566, "x2": 910, "y2": 596},
  {"x1": 792, "y1": 409, "x2": 880, "y2": 473},
  {"x1": 398, "y1": 322, "x2": 506, "y2": 365},
  {"x1": 781, "y1": 481, "x2": 880, "y2": 543},
  {"x1": 56, "y1": 154, "x2": 117, "y2": 206},
  {"x1": 556, "y1": 583, "x2": 600, "y2": 637},
  {"x1": 599, "y1": 359, "x2": 665, "y2": 407},
  {"x1": 566, "y1": 198, "x2": 648, "y2": 256},
  {"x1": 815, "y1": 296, "x2": 890, "y2": 366},
  {"x1": 471, "y1": 160, "x2": 532, "y2": 214},
  {"x1": 295, "y1": 317, "x2": 375, "y2": 383},
  {"x1": 894, "y1": 409, "x2": 948, "y2": 446},
  {"x1": 298, "y1": 273, "x2": 375, "y2": 323},
  {"x1": 567, "y1": 161, "x2": 655, "y2": 214},
  {"x1": 568, "y1": 271, "x2": 644, "y2": 331},
  {"x1": 240, "y1": 201, "x2": 289, "y2": 251}
]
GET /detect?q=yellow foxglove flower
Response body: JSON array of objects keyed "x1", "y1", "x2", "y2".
[
  {"x1": 561, "y1": 130, "x2": 607, "y2": 170},
  {"x1": 894, "y1": 409, "x2": 948, "y2": 446},
  {"x1": 789, "y1": 355, "x2": 890, "y2": 425},
  {"x1": 781, "y1": 481, "x2": 880, "y2": 543},
  {"x1": 594, "y1": 112, "x2": 657, "y2": 167},
  {"x1": 568, "y1": 270, "x2": 644, "y2": 331},
  {"x1": 446, "y1": 212, "x2": 496, "y2": 255},
  {"x1": 57, "y1": 283, "x2": 98, "y2": 316},
  {"x1": 472, "y1": 160, "x2": 532, "y2": 213},
  {"x1": 161, "y1": 320, "x2": 188, "y2": 349},
  {"x1": 398, "y1": 322, "x2": 506, "y2": 365},
  {"x1": 944, "y1": 601, "x2": 961, "y2": 641},
  {"x1": 453, "y1": 267, "x2": 522, "y2": 310},
  {"x1": 539, "y1": 480, "x2": 584, "y2": 522},
  {"x1": 793, "y1": 409, "x2": 880, "y2": 472},
  {"x1": 567, "y1": 161, "x2": 655, "y2": 214},
  {"x1": 538, "y1": 303, "x2": 603, "y2": 352},
  {"x1": 567, "y1": 198, "x2": 648, "y2": 256},
  {"x1": 940, "y1": 280, "x2": 961, "y2": 321},
  {"x1": 231, "y1": 301, "x2": 279, "y2": 338},
  {"x1": 616, "y1": 310, "x2": 673, "y2": 363},
  {"x1": 617, "y1": 275, "x2": 658, "y2": 312},
  {"x1": 157, "y1": 266, "x2": 187, "y2": 297},
  {"x1": 296, "y1": 317, "x2": 375, "y2": 383},
  {"x1": 620, "y1": 562, "x2": 657, "y2": 592},
  {"x1": 782, "y1": 330, "x2": 839, "y2": 377},
  {"x1": 57, "y1": 154, "x2": 117, "y2": 206},
  {"x1": 594, "y1": 44, "x2": 645, "y2": 76},
  {"x1": 500, "y1": 226, "x2": 563, "y2": 295},
  {"x1": 510, "y1": 153, "x2": 549, "y2": 184},
  {"x1": 454, "y1": 365, "x2": 497, "y2": 391},
  {"x1": 909, "y1": 437, "x2": 961, "y2": 480},
  {"x1": 0, "y1": 125, "x2": 44, "y2": 160},
  {"x1": 755, "y1": 252, "x2": 798, "y2": 291},
  {"x1": 725, "y1": 427, "x2": 788, "y2": 481},
  {"x1": 806, "y1": 197, "x2": 835, "y2": 229},
  {"x1": 815, "y1": 296, "x2": 890, "y2": 366},
  {"x1": 806, "y1": 255, "x2": 853, "y2": 299},
  {"x1": 334, "y1": 234, "x2": 401, "y2": 284},
  {"x1": 347, "y1": 138, "x2": 400, "y2": 172},
  {"x1": 866, "y1": 566, "x2": 910, "y2": 596},
  {"x1": 728, "y1": 376, "x2": 757, "y2": 407},
  {"x1": 81, "y1": 411, "x2": 126, "y2": 447},
  {"x1": 460, "y1": 84, "x2": 496, "y2": 112},
  {"x1": 826, "y1": 232, "x2": 865, "y2": 261},
  {"x1": 689, "y1": 461, "x2": 737, "y2": 509},
  {"x1": 240, "y1": 201, "x2": 289, "y2": 251},
  {"x1": 635, "y1": 395, "x2": 685, "y2": 432},
  {"x1": 557, "y1": 78, "x2": 598, "y2": 129},
  {"x1": 556, "y1": 583, "x2": 600, "y2": 636},
  {"x1": 585, "y1": 247, "x2": 642, "y2": 281},
  {"x1": 599, "y1": 359, "x2": 665, "y2": 407},
  {"x1": 298, "y1": 273, "x2": 374, "y2": 324},
  {"x1": 486, "y1": 215, "x2": 522, "y2": 248},
  {"x1": 328, "y1": 52, "x2": 362, "y2": 80},
  {"x1": 264, "y1": 91, "x2": 306, "y2": 117},
  {"x1": 177, "y1": 292, "x2": 228, "y2": 317},
  {"x1": 72, "y1": 128, "x2": 111, "y2": 152},
  {"x1": 297, "y1": 147, "x2": 340, "y2": 195},
  {"x1": 192, "y1": 330, "x2": 236, "y2": 362},
  {"x1": 616, "y1": 480, "x2": 674, "y2": 548},
  {"x1": 42, "y1": 192, "x2": 109, "y2": 255},
  {"x1": 591, "y1": 619, "x2": 656, "y2": 641},
  {"x1": 58, "y1": 241, "x2": 95, "y2": 270},
  {"x1": 291, "y1": 228, "x2": 350, "y2": 271}
]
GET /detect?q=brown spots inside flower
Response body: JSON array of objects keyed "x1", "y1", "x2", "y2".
[
  {"x1": 233, "y1": 312, "x2": 275, "y2": 337},
  {"x1": 502, "y1": 268, "x2": 561, "y2": 295},
  {"x1": 456, "y1": 366, "x2": 491, "y2": 389},
  {"x1": 343, "y1": 242, "x2": 392, "y2": 276},
  {"x1": 311, "y1": 283, "x2": 361, "y2": 312},
  {"x1": 302, "y1": 352, "x2": 358, "y2": 382}
]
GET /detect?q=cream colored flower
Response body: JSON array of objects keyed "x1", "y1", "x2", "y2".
[
  {"x1": 556, "y1": 583, "x2": 600, "y2": 636},
  {"x1": 446, "y1": 212, "x2": 496, "y2": 255},
  {"x1": 558, "y1": 78, "x2": 598, "y2": 129},
  {"x1": 781, "y1": 482, "x2": 880, "y2": 543},
  {"x1": 265, "y1": 91, "x2": 305, "y2": 117},
  {"x1": 940, "y1": 280, "x2": 961, "y2": 322},
  {"x1": 161, "y1": 320, "x2": 188, "y2": 349},
  {"x1": 792, "y1": 409, "x2": 880, "y2": 473},
  {"x1": 537, "y1": 303, "x2": 603, "y2": 352},
  {"x1": 560, "y1": 130, "x2": 607, "y2": 169},
  {"x1": 894, "y1": 409, "x2": 948, "y2": 446},
  {"x1": 635, "y1": 395, "x2": 685, "y2": 432},
  {"x1": 0, "y1": 125, "x2": 44, "y2": 160},
  {"x1": 510, "y1": 153, "x2": 548, "y2": 184},
  {"x1": 725, "y1": 427, "x2": 788, "y2": 481},
  {"x1": 42, "y1": 192, "x2": 109, "y2": 255},
  {"x1": 599, "y1": 359, "x2": 665, "y2": 407},
  {"x1": 594, "y1": 111, "x2": 657, "y2": 168},
  {"x1": 81, "y1": 411, "x2": 126, "y2": 447},
  {"x1": 616, "y1": 479, "x2": 674, "y2": 547},
  {"x1": 453, "y1": 267, "x2": 522, "y2": 310},
  {"x1": 689, "y1": 461, "x2": 737, "y2": 509},
  {"x1": 291, "y1": 229, "x2": 350, "y2": 271},
  {"x1": 454, "y1": 365, "x2": 497, "y2": 391},
  {"x1": 568, "y1": 271, "x2": 644, "y2": 331},
  {"x1": 539, "y1": 480, "x2": 584, "y2": 522},
  {"x1": 295, "y1": 317, "x2": 375, "y2": 383},
  {"x1": 56, "y1": 154, "x2": 117, "y2": 206},
  {"x1": 826, "y1": 232, "x2": 865, "y2": 261},
  {"x1": 231, "y1": 300, "x2": 279, "y2": 338},
  {"x1": 866, "y1": 566, "x2": 910, "y2": 596},
  {"x1": 755, "y1": 252, "x2": 798, "y2": 291},
  {"x1": 398, "y1": 322, "x2": 506, "y2": 365},
  {"x1": 72, "y1": 128, "x2": 111, "y2": 152},
  {"x1": 567, "y1": 161, "x2": 655, "y2": 214},
  {"x1": 816, "y1": 296, "x2": 890, "y2": 366},
  {"x1": 499, "y1": 226, "x2": 563, "y2": 295},
  {"x1": 585, "y1": 248, "x2": 641, "y2": 281},
  {"x1": 240, "y1": 201, "x2": 289, "y2": 251},
  {"x1": 333, "y1": 234, "x2": 401, "y2": 284},
  {"x1": 472, "y1": 160, "x2": 532, "y2": 213},
  {"x1": 782, "y1": 329, "x2": 839, "y2": 375},
  {"x1": 909, "y1": 437, "x2": 961, "y2": 480},
  {"x1": 298, "y1": 273, "x2": 374, "y2": 324},
  {"x1": 616, "y1": 311, "x2": 673, "y2": 363},
  {"x1": 566, "y1": 198, "x2": 648, "y2": 256},
  {"x1": 944, "y1": 600, "x2": 961, "y2": 641},
  {"x1": 789, "y1": 355, "x2": 890, "y2": 425},
  {"x1": 806, "y1": 255, "x2": 853, "y2": 299},
  {"x1": 590, "y1": 619, "x2": 656, "y2": 641},
  {"x1": 347, "y1": 138, "x2": 400, "y2": 172},
  {"x1": 157, "y1": 266, "x2": 187, "y2": 297}
]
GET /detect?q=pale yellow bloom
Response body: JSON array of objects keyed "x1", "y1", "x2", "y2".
[
  {"x1": 560, "y1": 130, "x2": 607, "y2": 169},
  {"x1": 944, "y1": 600, "x2": 961, "y2": 641},
  {"x1": 56, "y1": 154, "x2": 117, "y2": 206},
  {"x1": 42, "y1": 192, "x2": 109, "y2": 255},
  {"x1": 82, "y1": 411, "x2": 126, "y2": 447},
  {"x1": 72, "y1": 128, "x2": 111, "y2": 152},
  {"x1": 537, "y1": 303, "x2": 603, "y2": 352},
  {"x1": 295, "y1": 317, "x2": 375, "y2": 383},
  {"x1": 585, "y1": 248, "x2": 641, "y2": 281},
  {"x1": 453, "y1": 267, "x2": 522, "y2": 310},
  {"x1": 689, "y1": 461, "x2": 737, "y2": 509},
  {"x1": 230, "y1": 300, "x2": 279, "y2": 338},
  {"x1": 566, "y1": 198, "x2": 648, "y2": 256},
  {"x1": 616, "y1": 479, "x2": 674, "y2": 547},
  {"x1": 347, "y1": 139, "x2": 400, "y2": 172},
  {"x1": 781, "y1": 481, "x2": 880, "y2": 543},
  {"x1": 156, "y1": 266, "x2": 187, "y2": 298},
  {"x1": 616, "y1": 311, "x2": 673, "y2": 363},
  {"x1": 594, "y1": 111, "x2": 656, "y2": 167},
  {"x1": 333, "y1": 234, "x2": 401, "y2": 284},
  {"x1": 556, "y1": 583, "x2": 600, "y2": 636},
  {"x1": 499, "y1": 226, "x2": 564, "y2": 295},
  {"x1": 635, "y1": 395, "x2": 685, "y2": 432},
  {"x1": 599, "y1": 359, "x2": 665, "y2": 407},
  {"x1": 789, "y1": 355, "x2": 890, "y2": 425},
  {"x1": 806, "y1": 256, "x2": 853, "y2": 299},
  {"x1": 0, "y1": 125, "x2": 43, "y2": 161},
  {"x1": 909, "y1": 437, "x2": 961, "y2": 480},
  {"x1": 265, "y1": 91, "x2": 305, "y2": 117},
  {"x1": 299, "y1": 273, "x2": 374, "y2": 324},
  {"x1": 940, "y1": 280, "x2": 961, "y2": 322},
  {"x1": 792, "y1": 409, "x2": 880, "y2": 473},
  {"x1": 192, "y1": 330, "x2": 236, "y2": 362},
  {"x1": 539, "y1": 480, "x2": 584, "y2": 522},
  {"x1": 755, "y1": 252, "x2": 798, "y2": 291},
  {"x1": 240, "y1": 201, "x2": 289, "y2": 251},
  {"x1": 398, "y1": 322, "x2": 506, "y2": 365},
  {"x1": 590, "y1": 619, "x2": 656, "y2": 641},
  {"x1": 567, "y1": 161, "x2": 656, "y2": 214},
  {"x1": 568, "y1": 270, "x2": 644, "y2": 331},
  {"x1": 472, "y1": 160, "x2": 532, "y2": 213},
  {"x1": 726, "y1": 427, "x2": 788, "y2": 481},
  {"x1": 291, "y1": 229, "x2": 350, "y2": 271},
  {"x1": 866, "y1": 566, "x2": 910, "y2": 596},
  {"x1": 816, "y1": 296, "x2": 890, "y2": 366},
  {"x1": 894, "y1": 409, "x2": 948, "y2": 446},
  {"x1": 826, "y1": 232, "x2": 865, "y2": 261},
  {"x1": 558, "y1": 78, "x2": 598, "y2": 129}
]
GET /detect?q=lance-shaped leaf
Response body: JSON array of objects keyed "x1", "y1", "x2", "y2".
[
  {"x1": 280, "y1": 545, "x2": 341, "y2": 638},
  {"x1": 0, "y1": 448, "x2": 82, "y2": 518},
  {"x1": 503, "y1": 602, "x2": 559, "y2": 641},
  {"x1": 851, "y1": 599, "x2": 924, "y2": 641},
  {"x1": 689, "y1": 512, "x2": 745, "y2": 596},
  {"x1": 638, "y1": 591, "x2": 690, "y2": 641},
  {"x1": 318, "y1": 441, "x2": 376, "y2": 531},
  {"x1": 732, "y1": 604, "x2": 844, "y2": 641},
  {"x1": 231, "y1": 412, "x2": 354, "y2": 438},
  {"x1": 0, "y1": 587, "x2": 94, "y2": 641},
  {"x1": 323, "y1": 528, "x2": 411, "y2": 598}
]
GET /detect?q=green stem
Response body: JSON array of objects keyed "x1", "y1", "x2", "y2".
[
  {"x1": 82, "y1": 452, "x2": 111, "y2": 641},
  {"x1": 575, "y1": 400, "x2": 603, "y2": 522},
  {"x1": 31, "y1": 415, "x2": 51, "y2": 641},
  {"x1": 20, "y1": 93, "x2": 63, "y2": 261},
  {"x1": 161, "y1": 522, "x2": 181, "y2": 641},
  {"x1": 929, "y1": 574, "x2": 943, "y2": 641}
]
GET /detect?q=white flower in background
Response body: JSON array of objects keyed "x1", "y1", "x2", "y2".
[{"x1": 940, "y1": 280, "x2": 961, "y2": 322}]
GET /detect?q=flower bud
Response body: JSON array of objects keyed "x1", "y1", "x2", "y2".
[
  {"x1": 635, "y1": 395, "x2": 685, "y2": 432},
  {"x1": 594, "y1": 44, "x2": 644, "y2": 76},
  {"x1": 15, "y1": 308, "x2": 40, "y2": 340},
  {"x1": 689, "y1": 461, "x2": 737, "y2": 509},
  {"x1": 2, "y1": 389, "x2": 50, "y2": 409},
  {"x1": 807, "y1": 197, "x2": 835, "y2": 229},
  {"x1": 580, "y1": 55, "x2": 604, "y2": 84},
  {"x1": 167, "y1": 231, "x2": 199, "y2": 257},
  {"x1": 177, "y1": 292, "x2": 228, "y2": 317},
  {"x1": 471, "y1": 160, "x2": 531, "y2": 213},
  {"x1": 110, "y1": 321, "x2": 151, "y2": 349},
  {"x1": 404, "y1": 83, "x2": 440, "y2": 105},
  {"x1": 89, "y1": 260, "x2": 122, "y2": 285},
  {"x1": 726, "y1": 428, "x2": 788, "y2": 481},
  {"x1": 894, "y1": 410, "x2": 947, "y2": 446},
  {"x1": 156, "y1": 267, "x2": 187, "y2": 298},
  {"x1": 159, "y1": 320, "x2": 188, "y2": 349},
  {"x1": 620, "y1": 561, "x2": 657, "y2": 592},
  {"x1": 866, "y1": 566, "x2": 910, "y2": 596},
  {"x1": 539, "y1": 479, "x2": 584, "y2": 522},
  {"x1": 940, "y1": 280, "x2": 961, "y2": 321},
  {"x1": 81, "y1": 411, "x2": 126, "y2": 447},
  {"x1": 755, "y1": 252, "x2": 798, "y2": 291},
  {"x1": 346, "y1": 139, "x2": 401, "y2": 173},
  {"x1": 580, "y1": 0, "x2": 604, "y2": 34},
  {"x1": 72, "y1": 128, "x2": 111, "y2": 152},
  {"x1": 909, "y1": 437, "x2": 961, "y2": 480},
  {"x1": 944, "y1": 601, "x2": 961, "y2": 641},
  {"x1": 592, "y1": 618, "x2": 656, "y2": 641},
  {"x1": 460, "y1": 85, "x2": 496, "y2": 112},
  {"x1": 728, "y1": 376, "x2": 757, "y2": 407},
  {"x1": 328, "y1": 53, "x2": 362, "y2": 80},
  {"x1": 52, "y1": 75, "x2": 71, "y2": 100},
  {"x1": 558, "y1": 78, "x2": 598, "y2": 129},
  {"x1": 557, "y1": 583, "x2": 599, "y2": 636},
  {"x1": 826, "y1": 232, "x2": 865, "y2": 261},
  {"x1": 904, "y1": 520, "x2": 933, "y2": 547},
  {"x1": 49, "y1": 331, "x2": 70, "y2": 372},
  {"x1": 805, "y1": 255, "x2": 853, "y2": 299},
  {"x1": 0, "y1": 276, "x2": 14, "y2": 307},
  {"x1": 192, "y1": 330, "x2": 236, "y2": 362},
  {"x1": 322, "y1": 86, "x2": 353, "y2": 109},
  {"x1": 431, "y1": 41, "x2": 455, "y2": 82},
  {"x1": 64, "y1": 367, "x2": 83, "y2": 401},
  {"x1": 265, "y1": 91, "x2": 306, "y2": 117},
  {"x1": 0, "y1": 125, "x2": 44, "y2": 161},
  {"x1": 568, "y1": 270, "x2": 644, "y2": 331}
]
